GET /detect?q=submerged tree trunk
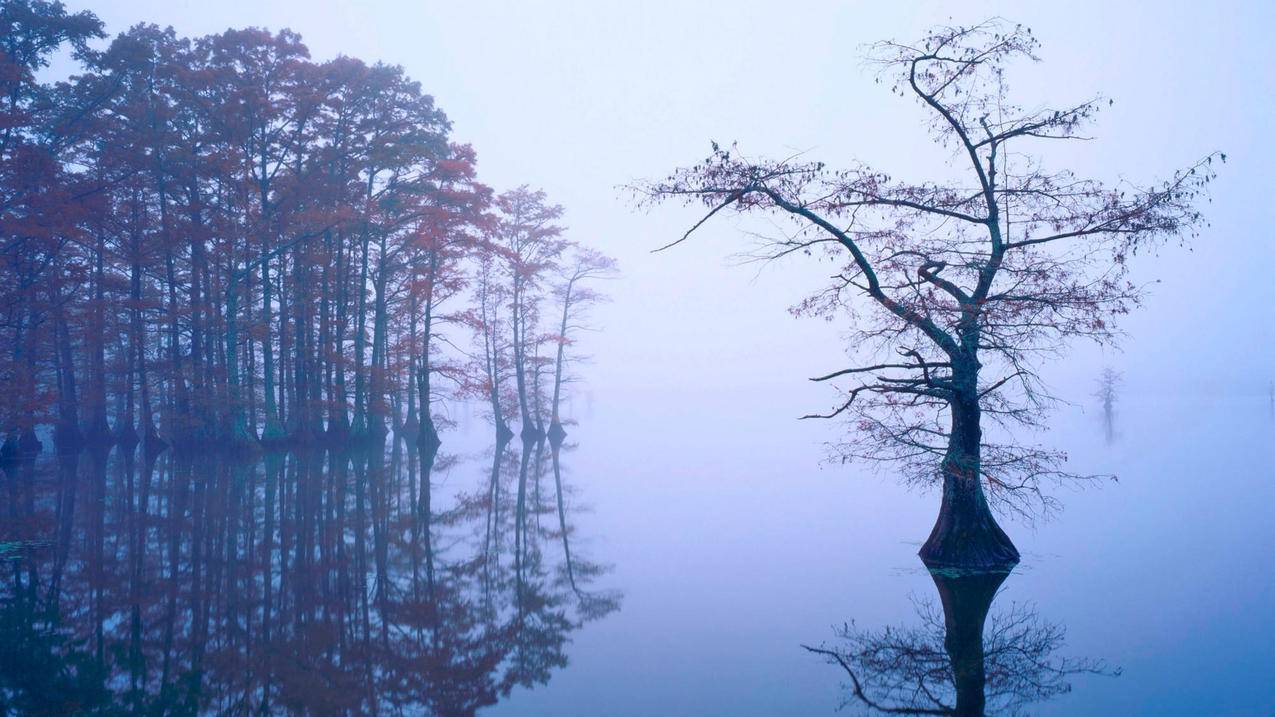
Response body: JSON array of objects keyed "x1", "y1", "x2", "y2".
[
  {"x1": 84, "y1": 232, "x2": 112, "y2": 446},
  {"x1": 511, "y1": 273, "x2": 541, "y2": 442},
  {"x1": 547, "y1": 275, "x2": 576, "y2": 445},
  {"x1": 919, "y1": 382, "x2": 1019, "y2": 571},
  {"x1": 367, "y1": 234, "x2": 390, "y2": 440},
  {"x1": 259, "y1": 249, "x2": 285, "y2": 444},
  {"x1": 222, "y1": 275, "x2": 258, "y2": 452},
  {"x1": 53, "y1": 302, "x2": 82, "y2": 451},
  {"x1": 930, "y1": 567, "x2": 1010, "y2": 717}
]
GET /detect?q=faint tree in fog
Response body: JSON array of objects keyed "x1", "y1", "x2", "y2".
[
  {"x1": 468, "y1": 246, "x2": 517, "y2": 442},
  {"x1": 547, "y1": 248, "x2": 617, "y2": 443},
  {"x1": 490, "y1": 187, "x2": 569, "y2": 440},
  {"x1": 636, "y1": 20, "x2": 1219, "y2": 569},
  {"x1": 1093, "y1": 368, "x2": 1122, "y2": 444}
]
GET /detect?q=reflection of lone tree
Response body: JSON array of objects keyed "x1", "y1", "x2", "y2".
[
  {"x1": 1094, "y1": 369, "x2": 1123, "y2": 444},
  {"x1": 637, "y1": 20, "x2": 1218, "y2": 569},
  {"x1": 805, "y1": 570, "x2": 1115, "y2": 716}
]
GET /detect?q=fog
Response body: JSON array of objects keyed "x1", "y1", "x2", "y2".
[{"x1": 12, "y1": 1, "x2": 1274, "y2": 714}]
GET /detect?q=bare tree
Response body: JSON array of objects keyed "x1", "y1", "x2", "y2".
[
  {"x1": 547, "y1": 247, "x2": 617, "y2": 444},
  {"x1": 492, "y1": 187, "x2": 568, "y2": 441},
  {"x1": 635, "y1": 20, "x2": 1218, "y2": 568},
  {"x1": 1093, "y1": 368, "x2": 1122, "y2": 445}
]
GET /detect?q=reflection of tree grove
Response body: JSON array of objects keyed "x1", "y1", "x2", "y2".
[
  {"x1": 0, "y1": 438, "x2": 619, "y2": 715},
  {"x1": 806, "y1": 569, "x2": 1116, "y2": 716}
]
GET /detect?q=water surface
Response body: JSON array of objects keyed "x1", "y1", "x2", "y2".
[{"x1": 2, "y1": 393, "x2": 1272, "y2": 715}]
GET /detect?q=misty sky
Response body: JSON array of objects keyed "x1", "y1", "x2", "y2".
[{"x1": 70, "y1": 0, "x2": 1273, "y2": 412}]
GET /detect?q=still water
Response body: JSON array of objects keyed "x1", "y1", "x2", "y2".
[{"x1": 2, "y1": 392, "x2": 1273, "y2": 715}]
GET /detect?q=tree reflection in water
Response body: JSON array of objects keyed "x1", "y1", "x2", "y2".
[
  {"x1": 805, "y1": 569, "x2": 1117, "y2": 716},
  {"x1": 0, "y1": 437, "x2": 619, "y2": 715}
]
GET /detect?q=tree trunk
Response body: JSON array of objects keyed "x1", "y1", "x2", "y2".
[
  {"x1": 163, "y1": 248, "x2": 189, "y2": 445},
  {"x1": 84, "y1": 232, "x2": 112, "y2": 446},
  {"x1": 222, "y1": 276, "x2": 258, "y2": 452},
  {"x1": 919, "y1": 388, "x2": 1019, "y2": 570},
  {"x1": 414, "y1": 253, "x2": 439, "y2": 450},
  {"x1": 511, "y1": 275, "x2": 540, "y2": 440},
  {"x1": 929, "y1": 568, "x2": 1010, "y2": 717},
  {"x1": 186, "y1": 194, "x2": 211, "y2": 440},
  {"x1": 258, "y1": 249, "x2": 285, "y2": 444},
  {"x1": 351, "y1": 232, "x2": 371, "y2": 439},
  {"x1": 548, "y1": 277, "x2": 575, "y2": 444},
  {"x1": 53, "y1": 302, "x2": 82, "y2": 451},
  {"x1": 329, "y1": 230, "x2": 351, "y2": 440},
  {"x1": 367, "y1": 235, "x2": 389, "y2": 440}
]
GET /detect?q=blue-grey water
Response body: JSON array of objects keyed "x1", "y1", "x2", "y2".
[
  {"x1": 2, "y1": 391, "x2": 1272, "y2": 715},
  {"x1": 493, "y1": 390, "x2": 1274, "y2": 716}
]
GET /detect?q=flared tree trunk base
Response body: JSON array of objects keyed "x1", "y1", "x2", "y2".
[
  {"x1": 115, "y1": 422, "x2": 140, "y2": 452},
  {"x1": 54, "y1": 421, "x2": 83, "y2": 454},
  {"x1": 415, "y1": 416, "x2": 440, "y2": 452},
  {"x1": 495, "y1": 420, "x2": 514, "y2": 446},
  {"x1": 326, "y1": 412, "x2": 351, "y2": 441},
  {"x1": 519, "y1": 422, "x2": 544, "y2": 443},
  {"x1": 143, "y1": 433, "x2": 169, "y2": 459},
  {"x1": 920, "y1": 475, "x2": 1020, "y2": 572},
  {"x1": 366, "y1": 415, "x2": 389, "y2": 441},
  {"x1": 81, "y1": 417, "x2": 115, "y2": 449},
  {"x1": 260, "y1": 414, "x2": 287, "y2": 447},
  {"x1": 401, "y1": 413, "x2": 420, "y2": 442},
  {"x1": 547, "y1": 421, "x2": 566, "y2": 448}
]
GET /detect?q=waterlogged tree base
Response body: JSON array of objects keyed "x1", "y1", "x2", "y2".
[
  {"x1": 114, "y1": 422, "x2": 140, "y2": 451},
  {"x1": 495, "y1": 420, "x2": 515, "y2": 446},
  {"x1": 416, "y1": 418, "x2": 441, "y2": 452},
  {"x1": 547, "y1": 421, "x2": 567, "y2": 448},
  {"x1": 520, "y1": 421, "x2": 545, "y2": 443},
  {"x1": 919, "y1": 505, "x2": 1020, "y2": 572},
  {"x1": 259, "y1": 416, "x2": 287, "y2": 447},
  {"x1": 142, "y1": 433, "x2": 169, "y2": 459},
  {"x1": 220, "y1": 424, "x2": 262, "y2": 459},
  {"x1": 920, "y1": 477, "x2": 1020, "y2": 571}
]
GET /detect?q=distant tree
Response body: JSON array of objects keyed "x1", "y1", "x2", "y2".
[
  {"x1": 402, "y1": 142, "x2": 490, "y2": 448},
  {"x1": 490, "y1": 187, "x2": 568, "y2": 440},
  {"x1": 636, "y1": 20, "x2": 1218, "y2": 569},
  {"x1": 546, "y1": 247, "x2": 616, "y2": 443},
  {"x1": 1093, "y1": 368, "x2": 1122, "y2": 445},
  {"x1": 467, "y1": 242, "x2": 517, "y2": 442}
]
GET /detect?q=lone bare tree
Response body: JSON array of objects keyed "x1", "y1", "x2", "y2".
[
  {"x1": 636, "y1": 20, "x2": 1218, "y2": 569},
  {"x1": 547, "y1": 247, "x2": 616, "y2": 444},
  {"x1": 1093, "y1": 368, "x2": 1122, "y2": 445}
]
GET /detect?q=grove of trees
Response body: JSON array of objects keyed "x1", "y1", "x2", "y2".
[{"x1": 0, "y1": 0, "x2": 614, "y2": 458}]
